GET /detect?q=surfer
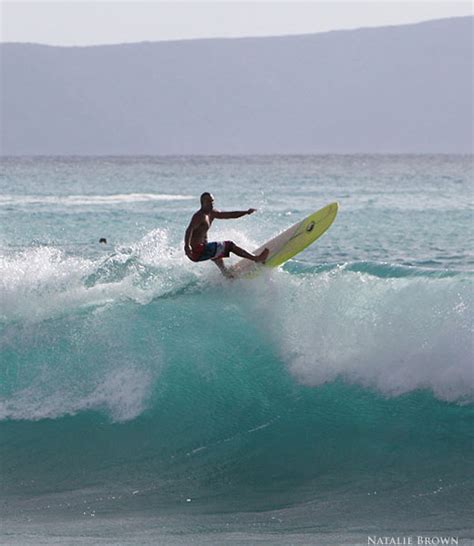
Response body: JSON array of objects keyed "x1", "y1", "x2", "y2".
[{"x1": 184, "y1": 192, "x2": 269, "y2": 277}]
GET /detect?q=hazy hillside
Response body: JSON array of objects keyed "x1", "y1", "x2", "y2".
[{"x1": 1, "y1": 16, "x2": 472, "y2": 154}]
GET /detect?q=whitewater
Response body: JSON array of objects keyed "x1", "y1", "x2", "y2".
[{"x1": 0, "y1": 155, "x2": 473, "y2": 545}]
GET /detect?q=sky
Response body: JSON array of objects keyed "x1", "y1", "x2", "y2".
[{"x1": 1, "y1": 1, "x2": 472, "y2": 46}]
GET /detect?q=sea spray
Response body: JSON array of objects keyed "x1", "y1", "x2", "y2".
[{"x1": 1, "y1": 252, "x2": 472, "y2": 427}]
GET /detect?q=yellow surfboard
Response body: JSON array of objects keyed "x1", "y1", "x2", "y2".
[{"x1": 229, "y1": 202, "x2": 339, "y2": 277}]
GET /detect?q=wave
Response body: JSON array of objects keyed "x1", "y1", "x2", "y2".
[
  {"x1": 0, "y1": 193, "x2": 194, "y2": 206},
  {"x1": 285, "y1": 259, "x2": 472, "y2": 278},
  {"x1": 0, "y1": 229, "x2": 198, "y2": 321},
  {"x1": 0, "y1": 229, "x2": 472, "y2": 427},
  {"x1": 262, "y1": 269, "x2": 472, "y2": 403},
  {"x1": 1, "y1": 229, "x2": 473, "y2": 526}
]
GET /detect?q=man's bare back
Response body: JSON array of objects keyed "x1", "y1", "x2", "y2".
[{"x1": 184, "y1": 192, "x2": 269, "y2": 276}]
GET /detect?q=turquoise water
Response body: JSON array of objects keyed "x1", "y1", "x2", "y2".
[{"x1": 0, "y1": 155, "x2": 473, "y2": 545}]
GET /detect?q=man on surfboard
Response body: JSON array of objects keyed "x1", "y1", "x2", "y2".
[{"x1": 184, "y1": 192, "x2": 269, "y2": 277}]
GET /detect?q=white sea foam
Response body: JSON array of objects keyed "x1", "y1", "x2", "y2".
[
  {"x1": 0, "y1": 229, "x2": 198, "y2": 321},
  {"x1": 241, "y1": 268, "x2": 473, "y2": 403},
  {"x1": 1, "y1": 229, "x2": 472, "y2": 419},
  {"x1": 0, "y1": 246, "x2": 117, "y2": 321},
  {"x1": 0, "y1": 366, "x2": 154, "y2": 422},
  {"x1": 0, "y1": 193, "x2": 194, "y2": 206}
]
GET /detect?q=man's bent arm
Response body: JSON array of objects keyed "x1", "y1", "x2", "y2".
[
  {"x1": 212, "y1": 209, "x2": 256, "y2": 219},
  {"x1": 184, "y1": 214, "x2": 200, "y2": 255},
  {"x1": 184, "y1": 225, "x2": 193, "y2": 248}
]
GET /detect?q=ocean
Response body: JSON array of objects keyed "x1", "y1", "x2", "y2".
[{"x1": 0, "y1": 155, "x2": 473, "y2": 545}]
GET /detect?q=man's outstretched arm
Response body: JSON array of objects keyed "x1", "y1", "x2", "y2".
[{"x1": 212, "y1": 208, "x2": 256, "y2": 219}]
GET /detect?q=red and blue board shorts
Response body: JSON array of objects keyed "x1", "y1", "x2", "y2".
[{"x1": 191, "y1": 241, "x2": 232, "y2": 262}]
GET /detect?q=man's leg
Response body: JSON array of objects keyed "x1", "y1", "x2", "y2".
[
  {"x1": 229, "y1": 242, "x2": 269, "y2": 263},
  {"x1": 213, "y1": 257, "x2": 234, "y2": 278}
]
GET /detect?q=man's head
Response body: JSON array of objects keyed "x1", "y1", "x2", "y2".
[{"x1": 200, "y1": 192, "x2": 214, "y2": 212}]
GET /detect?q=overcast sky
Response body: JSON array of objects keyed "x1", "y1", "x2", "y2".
[{"x1": 1, "y1": 1, "x2": 472, "y2": 46}]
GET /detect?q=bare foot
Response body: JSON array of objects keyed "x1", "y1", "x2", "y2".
[{"x1": 255, "y1": 248, "x2": 269, "y2": 264}]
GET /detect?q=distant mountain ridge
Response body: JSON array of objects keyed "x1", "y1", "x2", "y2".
[{"x1": 1, "y1": 16, "x2": 472, "y2": 155}]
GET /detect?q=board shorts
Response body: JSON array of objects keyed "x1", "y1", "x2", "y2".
[{"x1": 190, "y1": 241, "x2": 232, "y2": 262}]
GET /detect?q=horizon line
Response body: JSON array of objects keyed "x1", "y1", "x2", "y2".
[
  {"x1": 1, "y1": 152, "x2": 472, "y2": 159},
  {"x1": 1, "y1": 14, "x2": 470, "y2": 49}
]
